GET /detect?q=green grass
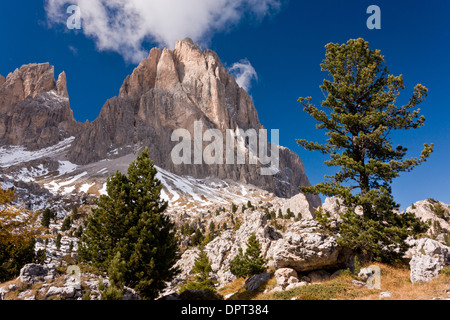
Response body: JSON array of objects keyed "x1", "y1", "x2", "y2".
[{"x1": 268, "y1": 275, "x2": 369, "y2": 300}]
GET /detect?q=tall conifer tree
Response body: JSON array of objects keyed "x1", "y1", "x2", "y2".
[
  {"x1": 298, "y1": 39, "x2": 431, "y2": 262},
  {"x1": 79, "y1": 148, "x2": 179, "y2": 299}
]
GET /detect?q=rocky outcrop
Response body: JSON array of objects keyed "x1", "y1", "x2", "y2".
[
  {"x1": 408, "y1": 238, "x2": 449, "y2": 284},
  {"x1": 0, "y1": 63, "x2": 84, "y2": 150},
  {"x1": 280, "y1": 193, "x2": 316, "y2": 219},
  {"x1": 19, "y1": 263, "x2": 58, "y2": 284},
  {"x1": 406, "y1": 200, "x2": 449, "y2": 240},
  {"x1": 165, "y1": 209, "x2": 347, "y2": 294},
  {"x1": 66, "y1": 38, "x2": 317, "y2": 199}
]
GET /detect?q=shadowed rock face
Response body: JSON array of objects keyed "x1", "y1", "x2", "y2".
[
  {"x1": 0, "y1": 63, "x2": 84, "y2": 150},
  {"x1": 66, "y1": 39, "x2": 318, "y2": 200}
]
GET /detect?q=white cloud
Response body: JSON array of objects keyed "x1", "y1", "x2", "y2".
[
  {"x1": 45, "y1": 0, "x2": 282, "y2": 63},
  {"x1": 229, "y1": 59, "x2": 258, "y2": 92}
]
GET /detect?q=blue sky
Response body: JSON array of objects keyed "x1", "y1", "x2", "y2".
[{"x1": 0, "y1": 0, "x2": 449, "y2": 208}]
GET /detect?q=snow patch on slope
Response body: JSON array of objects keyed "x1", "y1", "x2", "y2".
[{"x1": 0, "y1": 137, "x2": 75, "y2": 168}]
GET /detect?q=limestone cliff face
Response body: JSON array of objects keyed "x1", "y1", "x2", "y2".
[
  {"x1": 67, "y1": 39, "x2": 318, "y2": 201},
  {"x1": 0, "y1": 63, "x2": 83, "y2": 149}
]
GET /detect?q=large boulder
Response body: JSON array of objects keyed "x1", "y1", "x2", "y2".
[
  {"x1": 245, "y1": 273, "x2": 271, "y2": 292},
  {"x1": 164, "y1": 211, "x2": 346, "y2": 294},
  {"x1": 410, "y1": 254, "x2": 444, "y2": 284},
  {"x1": 266, "y1": 220, "x2": 341, "y2": 272},
  {"x1": 46, "y1": 286, "x2": 76, "y2": 299}
]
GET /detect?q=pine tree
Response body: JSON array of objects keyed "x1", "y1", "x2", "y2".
[
  {"x1": 277, "y1": 209, "x2": 283, "y2": 219},
  {"x1": 191, "y1": 229, "x2": 204, "y2": 246},
  {"x1": 71, "y1": 206, "x2": 80, "y2": 220},
  {"x1": 297, "y1": 38, "x2": 431, "y2": 262},
  {"x1": 55, "y1": 233, "x2": 62, "y2": 250},
  {"x1": 61, "y1": 216, "x2": 72, "y2": 232},
  {"x1": 41, "y1": 208, "x2": 56, "y2": 228},
  {"x1": 230, "y1": 233, "x2": 267, "y2": 278},
  {"x1": 180, "y1": 248, "x2": 217, "y2": 293},
  {"x1": 78, "y1": 148, "x2": 180, "y2": 299}
]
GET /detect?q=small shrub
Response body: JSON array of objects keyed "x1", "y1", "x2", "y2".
[
  {"x1": 82, "y1": 290, "x2": 91, "y2": 300},
  {"x1": 443, "y1": 233, "x2": 450, "y2": 247},
  {"x1": 432, "y1": 202, "x2": 449, "y2": 220},
  {"x1": 441, "y1": 267, "x2": 450, "y2": 276},
  {"x1": 101, "y1": 285, "x2": 124, "y2": 300},
  {"x1": 233, "y1": 219, "x2": 242, "y2": 231}
]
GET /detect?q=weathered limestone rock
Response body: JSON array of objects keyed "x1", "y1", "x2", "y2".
[
  {"x1": 19, "y1": 264, "x2": 48, "y2": 283},
  {"x1": 406, "y1": 200, "x2": 450, "y2": 238},
  {"x1": 46, "y1": 286, "x2": 76, "y2": 299},
  {"x1": 266, "y1": 220, "x2": 341, "y2": 272},
  {"x1": 281, "y1": 193, "x2": 316, "y2": 220},
  {"x1": 410, "y1": 254, "x2": 443, "y2": 284},
  {"x1": 274, "y1": 268, "x2": 298, "y2": 288},
  {"x1": 56, "y1": 71, "x2": 69, "y2": 98},
  {"x1": 19, "y1": 263, "x2": 59, "y2": 284},
  {"x1": 409, "y1": 238, "x2": 449, "y2": 284}
]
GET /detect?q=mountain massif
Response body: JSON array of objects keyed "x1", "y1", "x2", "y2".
[{"x1": 0, "y1": 38, "x2": 318, "y2": 205}]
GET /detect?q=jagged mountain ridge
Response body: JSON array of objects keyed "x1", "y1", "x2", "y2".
[
  {"x1": 0, "y1": 63, "x2": 85, "y2": 150},
  {"x1": 0, "y1": 38, "x2": 319, "y2": 205}
]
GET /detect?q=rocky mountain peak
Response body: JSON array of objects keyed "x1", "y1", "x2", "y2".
[
  {"x1": 119, "y1": 47, "x2": 162, "y2": 98},
  {"x1": 0, "y1": 63, "x2": 83, "y2": 150},
  {"x1": 118, "y1": 38, "x2": 259, "y2": 131},
  {"x1": 56, "y1": 71, "x2": 69, "y2": 99},
  {"x1": 0, "y1": 63, "x2": 56, "y2": 105}
]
